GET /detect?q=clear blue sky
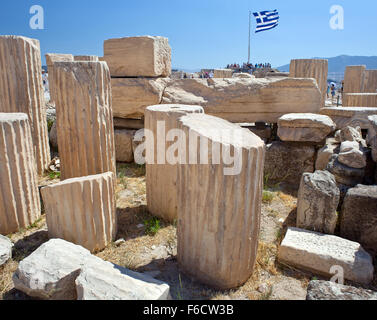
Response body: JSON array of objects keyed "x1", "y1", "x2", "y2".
[{"x1": 1, "y1": 0, "x2": 376, "y2": 69}]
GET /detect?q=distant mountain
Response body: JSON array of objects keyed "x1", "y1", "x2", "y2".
[{"x1": 277, "y1": 55, "x2": 377, "y2": 73}]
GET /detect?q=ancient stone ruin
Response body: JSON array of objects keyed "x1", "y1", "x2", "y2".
[
  {"x1": 0, "y1": 32, "x2": 376, "y2": 301},
  {"x1": 0, "y1": 36, "x2": 50, "y2": 174}
]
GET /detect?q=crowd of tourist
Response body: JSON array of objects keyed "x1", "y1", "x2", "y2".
[{"x1": 226, "y1": 62, "x2": 272, "y2": 71}]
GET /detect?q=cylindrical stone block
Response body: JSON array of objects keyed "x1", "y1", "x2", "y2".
[
  {"x1": 0, "y1": 113, "x2": 41, "y2": 235},
  {"x1": 52, "y1": 61, "x2": 116, "y2": 180},
  {"x1": 0, "y1": 36, "x2": 51, "y2": 174},
  {"x1": 176, "y1": 113, "x2": 265, "y2": 289},
  {"x1": 41, "y1": 172, "x2": 116, "y2": 252},
  {"x1": 145, "y1": 104, "x2": 204, "y2": 222},
  {"x1": 289, "y1": 59, "x2": 328, "y2": 107}
]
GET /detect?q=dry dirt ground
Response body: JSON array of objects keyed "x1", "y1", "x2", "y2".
[{"x1": 1, "y1": 163, "x2": 376, "y2": 300}]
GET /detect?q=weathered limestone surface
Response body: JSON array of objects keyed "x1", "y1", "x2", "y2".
[
  {"x1": 343, "y1": 93, "x2": 377, "y2": 107},
  {"x1": 162, "y1": 77, "x2": 322, "y2": 123},
  {"x1": 213, "y1": 69, "x2": 233, "y2": 78},
  {"x1": 277, "y1": 113, "x2": 335, "y2": 142},
  {"x1": 368, "y1": 115, "x2": 377, "y2": 162},
  {"x1": 45, "y1": 53, "x2": 75, "y2": 104},
  {"x1": 111, "y1": 78, "x2": 169, "y2": 119},
  {"x1": 289, "y1": 59, "x2": 328, "y2": 107},
  {"x1": 176, "y1": 114, "x2": 265, "y2": 289},
  {"x1": 0, "y1": 36, "x2": 50, "y2": 173},
  {"x1": 297, "y1": 171, "x2": 340, "y2": 234},
  {"x1": 307, "y1": 280, "x2": 377, "y2": 300},
  {"x1": 13, "y1": 239, "x2": 170, "y2": 300},
  {"x1": 52, "y1": 61, "x2": 116, "y2": 180},
  {"x1": 363, "y1": 70, "x2": 377, "y2": 93},
  {"x1": 338, "y1": 141, "x2": 366, "y2": 169},
  {"x1": 103, "y1": 36, "x2": 171, "y2": 77},
  {"x1": 0, "y1": 235, "x2": 13, "y2": 266},
  {"x1": 264, "y1": 142, "x2": 315, "y2": 185},
  {"x1": 145, "y1": 105, "x2": 204, "y2": 222},
  {"x1": 315, "y1": 138, "x2": 340, "y2": 170},
  {"x1": 114, "y1": 129, "x2": 135, "y2": 163},
  {"x1": 336, "y1": 126, "x2": 364, "y2": 144},
  {"x1": 344, "y1": 66, "x2": 366, "y2": 93},
  {"x1": 41, "y1": 172, "x2": 116, "y2": 252},
  {"x1": 278, "y1": 227, "x2": 374, "y2": 285},
  {"x1": 74, "y1": 55, "x2": 99, "y2": 61},
  {"x1": 326, "y1": 154, "x2": 365, "y2": 186},
  {"x1": 76, "y1": 263, "x2": 170, "y2": 300},
  {"x1": 0, "y1": 113, "x2": 41, "y2": 235},
  {"x1": 340, "y1": 185, "x2": 377, "y2": 256},
  {"x1": 320, "y1": 107, "x2": 377, "y2": 130}
]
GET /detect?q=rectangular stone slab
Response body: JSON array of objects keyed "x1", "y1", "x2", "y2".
[
  {"x1": 320, "y1": 107, "x2": 377, "y2": 129},
  {"x1": 343, "y1": 93, "x2": 377, "y2": 107},
  {"x1": 111, "y1": 78, "x2": 169, "y2": 119},
  {"x1": 103, "y1": 36, "x2": 171, "y2": 77},
  {"x1": 112, "y1": 77, "x2": 321, "y2": 123},
  {"x1": 41, "y1": 172, "x2": 116, "y2": 252},
  {"x1": 278, "y1": 227, "x2": 374, "y2": 284}
]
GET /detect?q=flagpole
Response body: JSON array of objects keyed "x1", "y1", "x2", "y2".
[{"x1": 248, "y1": 11, "x2": 251, "y2": 64}]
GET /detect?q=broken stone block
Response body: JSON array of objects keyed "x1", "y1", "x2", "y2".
[
  {"x1": 337, "y1": 126, "x2": 365, "y2": 145},
  {"x1": 162, "y1": 77, "x2": 321, "y2": 124},
  {"x1": 41, "y1": 172, "x2": 116, "y2": 252},
  {"x1": 289, "y1": 59, "x2": 328, "y2": 107},
  {"x1": 315, "y1": 139, "x2": 340, "y2": 171},
  {"x1": 103, "y1": 36, "x2": 171, "y2": 77},
  {"x1": 13, "y1": 239, "x2": 95, "y2": 300},
  {"x1": 278, "y1": 227, "x2": 374, "y2": 285},
  {"x1": 176, "y1": 113, "x2": 265, "y2": 289},
  {"x1": 52, "y1": 61, "x2": 116, "y2": 180},
  {"x1": 115, "y1": 129, "x2": 136, "y2": 163},
  {"x1": 0, "y1": 113, "x2": 41, "y2": 235},
  {"x1": 0, "y1": 235, "x2": 13, "y2": 266},
  {"x1": 13, "y1": 238, "x2": 170, "y2": 300},
  {"x1": 338, "y1": 141, "x2": 366, "y2": 169},
  {"x1": 111, "y1": 78, "x2": 169, "y2": 119},
  {"x1": 76, "y1": 263, "x2": 170, "y2": 300},
  {"x1": 297, "y1": 170, "x2": 340, "y2": 234},
  {"x1": 145, "y1": 104, "x2": 204, "y2": 222},
  {"x1": 0, "y1": 36, "x2": 50, "y2": 173},
  {"x1": 264, "y1": 141, "x2": 315, "y2": 186},
  {"x1": 320, "y1": 107, "x2": 377, "y2": 130},
  {"x1": 277, "y1": 113, "x2": 335, "y2": 143},
  {"x1": 306, "y1": 280, "x2": 377, "y2": 300},
  {"x1": 326, "y1": 154, "x2": 365, "y2": 187},
  {"x1": 340, "y1": 185, "x2": 377, "y2": 256}
]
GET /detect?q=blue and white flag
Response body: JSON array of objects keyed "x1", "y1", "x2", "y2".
[{"x1": 253, "y1": 10, "x2": 279, "y2": 33}]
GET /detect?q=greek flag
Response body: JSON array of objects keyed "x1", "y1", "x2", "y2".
[{"x1": 253, "y1": 10, "x2": 279, "y2": 33}]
